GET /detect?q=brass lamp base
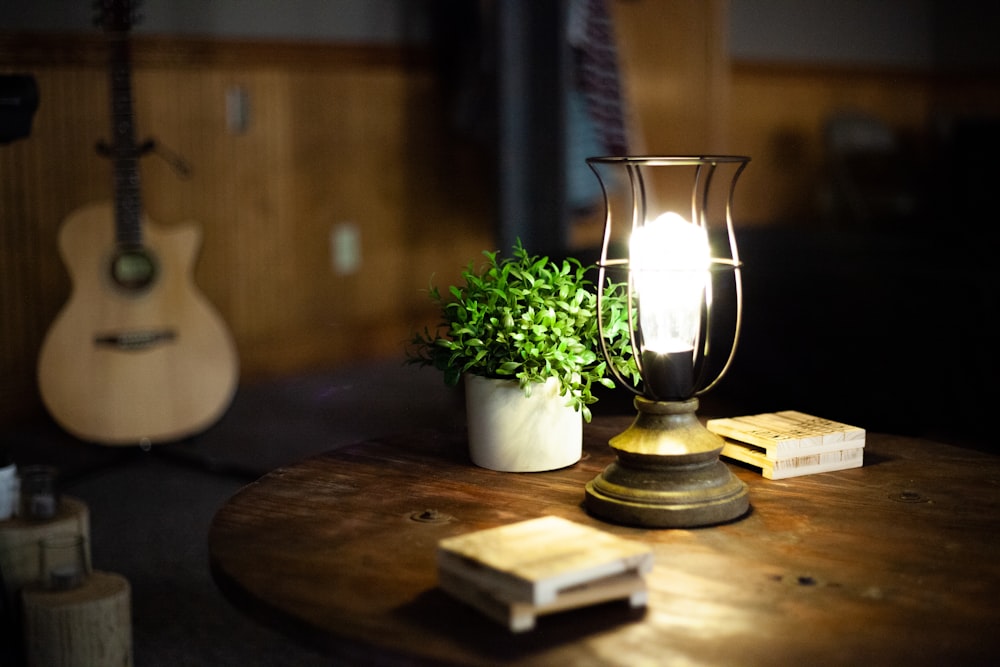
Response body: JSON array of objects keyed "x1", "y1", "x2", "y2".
[{"x1": 585, "y1": 397, "x2": 749, "y2": 528}]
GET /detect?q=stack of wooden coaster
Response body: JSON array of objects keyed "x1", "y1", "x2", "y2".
[
  {"x1": 437, "y1": 515, "x2": 653, "y2": 632},
  {"x1": 707, "y1": 410, "x2": 865, "y2": 479}
]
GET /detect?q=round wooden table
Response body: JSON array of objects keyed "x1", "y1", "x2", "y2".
[{"x1": 208, "y1": 417, "x2": 1000, "y2": 666}]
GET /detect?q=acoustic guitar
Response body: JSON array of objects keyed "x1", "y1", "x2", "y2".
[{"x1": 37, "y1": 0, "x2": 239, "y2": 446}]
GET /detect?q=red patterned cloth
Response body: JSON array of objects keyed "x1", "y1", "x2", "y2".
[{"x1": 569, "y1": 0, "x2": 629, "y2": 156}]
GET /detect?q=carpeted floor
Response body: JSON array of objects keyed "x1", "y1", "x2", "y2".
[{"x1": 2, "y1": 357, "x2": 466, "y2": 666}]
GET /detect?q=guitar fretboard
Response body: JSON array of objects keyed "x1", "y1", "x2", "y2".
[{"x1": 105, "y1": 17, "x2": 143, "y2": 248}]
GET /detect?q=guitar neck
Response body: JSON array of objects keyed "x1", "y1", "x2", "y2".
[{"x1": 106, "y1": 23, "x2": 143, "y2": 248}]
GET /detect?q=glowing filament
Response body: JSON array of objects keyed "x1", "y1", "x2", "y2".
[{"x1": 629, "y1": 212, "x2": 709, "y2": 354}]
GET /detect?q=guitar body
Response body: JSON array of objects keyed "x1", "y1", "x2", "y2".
[{"x1": 38, "y1": 201, "x2": 239, "y2": 445}]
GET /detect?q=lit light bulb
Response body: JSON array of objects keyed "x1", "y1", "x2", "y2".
[{"x1": 630, "y1": 211, "x2": 710, "y2": 354}]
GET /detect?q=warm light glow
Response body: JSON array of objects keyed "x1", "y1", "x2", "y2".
[{"x1": 629, "y1": 212, "x2": 710, "y2": 353}]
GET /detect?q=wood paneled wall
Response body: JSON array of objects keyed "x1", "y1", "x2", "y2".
[
  {"x1": 613, "y1": 0, "x2": 730, "y2": 154},
  {"x1": 0, "y1": 35, "x2": 495, "y2": 423},
  {"x1": 728, "y1": 62, "x2": 932, "y2": 225},
  {"x1": 727, "y1": 62, "x2": 1000, "y2": 225},
  {"x1": 2, "y1": 3, "x2": 997, "y2": 427},
  {"x1": 611, "y1": 1, "x2": 999, "y2": 228}
]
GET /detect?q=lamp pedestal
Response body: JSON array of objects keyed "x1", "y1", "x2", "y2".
[{"x1": 585, "y1": 397, "x2": 749, "y2": 528}]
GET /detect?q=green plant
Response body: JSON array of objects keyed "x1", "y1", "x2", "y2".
[{"x1": 407, "y1": 241, "x2": 638, "y2": 422}]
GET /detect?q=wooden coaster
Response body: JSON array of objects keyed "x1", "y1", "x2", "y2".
[
  {"x1": 708, "y1": 411, "x2": 865, "y2": 479},
  {"x1": 721, "y1": 441, "x2": 864, "y2": 479},
  {"x1": 437, "y1": 516, "x2": 653, "y2": 631}
]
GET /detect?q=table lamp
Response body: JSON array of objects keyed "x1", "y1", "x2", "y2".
[{"x1": 584, "y1": 156, "x2": 751, "y2": 528}]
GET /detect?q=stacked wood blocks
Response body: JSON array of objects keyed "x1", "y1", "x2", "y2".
[
  {"x1": 437, "y1": 516, "x2": 653, "y2": 632},
  {"x1": 707, "y1": 410, "x2": 865, "y2": 479}
]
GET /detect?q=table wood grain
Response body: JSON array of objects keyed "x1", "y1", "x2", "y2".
[{"x1": 208, "y1": 417, "x2": 1000, "y2": 666}]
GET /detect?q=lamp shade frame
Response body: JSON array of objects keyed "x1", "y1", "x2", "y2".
[{"x1": 587, "y1": 155, "x2": 750, "y2": 401}]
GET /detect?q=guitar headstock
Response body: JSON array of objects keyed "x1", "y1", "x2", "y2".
[{"x1": 94, "y1": 0, "x2": 141, "y2": 33}]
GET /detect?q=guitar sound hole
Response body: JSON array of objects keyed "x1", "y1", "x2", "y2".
[{"x1": 110, "y1": 248, "x2": 157, "y2": 291}]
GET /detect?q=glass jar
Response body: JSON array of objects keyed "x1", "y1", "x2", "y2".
[{"x1": 39, "y1": 534, "x2": 90, "y2": 590}]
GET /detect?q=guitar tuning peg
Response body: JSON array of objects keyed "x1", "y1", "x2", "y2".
[{"x1": 146, "y1": 138, "x2": 193, "y2": 179}]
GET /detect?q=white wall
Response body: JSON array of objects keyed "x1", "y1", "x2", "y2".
[
  {"x1": 5, "y1": 0, "x2": 995, "y2": 70},
  {"x1": 729, "y1": 0, "x2": 933, "y2": 67},
  {"x1": 0, "y1": 0, "x2": 429, "y2": 43},
  {"x1": 729, "y1": 0, "x2": 1000, "y2": 70}
]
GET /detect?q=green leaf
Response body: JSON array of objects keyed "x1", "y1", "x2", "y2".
[{"x1": 404, "y1": 238, "x2": 640, "y2": 416}]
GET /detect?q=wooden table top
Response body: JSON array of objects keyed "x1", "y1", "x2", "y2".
[{"x1": 208, "y1": 416, "x2": 1000, "y2": 666}]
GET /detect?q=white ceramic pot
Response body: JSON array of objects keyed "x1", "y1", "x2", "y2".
[{"x1": 464, "y1": 374, "x2": 582, "y2": 472}]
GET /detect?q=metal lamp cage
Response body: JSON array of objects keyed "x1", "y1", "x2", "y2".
[{"x1": 588, "y1": 155, "x2": 750, "y2": 400}]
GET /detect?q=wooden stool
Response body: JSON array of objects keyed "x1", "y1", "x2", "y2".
[
  {"x1": 0, "y1": 496, "x2": 91, "y2": 608},
  {"x1": 22, "y1": 571, "x2": 132, "y2": 667}
]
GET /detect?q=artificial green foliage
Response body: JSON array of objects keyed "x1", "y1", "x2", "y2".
[{"x1": 407, "y1": 241, "x2": 638, "y2": 422}]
